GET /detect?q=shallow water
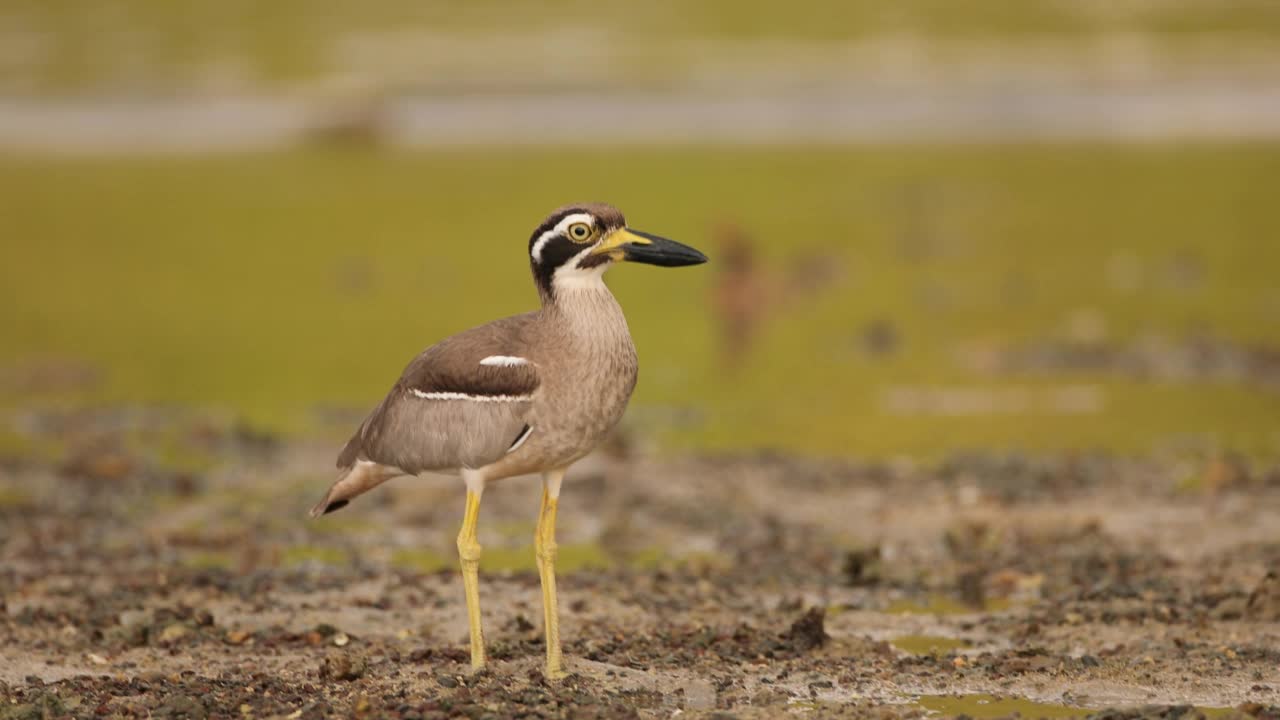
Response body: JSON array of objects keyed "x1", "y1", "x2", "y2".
[
  {"x1": 912, "y1": 695, "x2": 1237, "y2": 720},
  {"x1": 890, "y1": 635, "x2": 970, "y2": 655},
  {"x1": 913, "y1": 694, "x2": 1090, "y2": 719},
  {"x1": 886, "y1": 595, "x2": 1011, "y2": 616}
]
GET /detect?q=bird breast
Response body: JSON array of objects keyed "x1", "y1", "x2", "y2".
[{"x1": 530, "y1": 288, "x2": 639, "y2": 462}]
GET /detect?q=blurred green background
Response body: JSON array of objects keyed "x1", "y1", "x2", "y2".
[{"x1": 2, "y1": 1, "x2": 1279, "y2": 460}]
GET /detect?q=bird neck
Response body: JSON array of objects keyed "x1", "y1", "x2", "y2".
[
  {"x1": 537, "y1": 261, "x2": 610, "y2": 307},
  {"x1": 542, "y1": 277, "x2": 630, "y2": 341}
]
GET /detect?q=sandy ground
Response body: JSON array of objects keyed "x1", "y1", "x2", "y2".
[{"x1": 2, "y1": 425, "x2": 1279, "y2": 719}]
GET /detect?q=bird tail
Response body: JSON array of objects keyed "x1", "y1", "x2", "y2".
[{"x1": 308, "y1": 461, "x2": 402, "y2": 518}]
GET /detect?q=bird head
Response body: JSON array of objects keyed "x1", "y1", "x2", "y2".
[{"x1": 528, "y1": 203, "x2": 707, "y2": 300}]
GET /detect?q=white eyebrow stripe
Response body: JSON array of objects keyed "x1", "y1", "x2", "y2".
[
  {"x1": 409, "y1": 390, "x2": 532, "y2": 402},
  {"x1": 479, "y1": 355, "x2": 530, "y2": 367},
  {"x1": 531, "y1": 213, "x2": 595, "y2": 263}
]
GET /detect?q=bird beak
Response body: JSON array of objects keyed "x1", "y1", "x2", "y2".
[{"x1": 592, "y1": 228, "x2": 708, "y2": 267}]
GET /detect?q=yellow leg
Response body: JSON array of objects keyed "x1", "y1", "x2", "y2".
[
  {"x1": 456, "y1": 485, "x2": 486, "y2": 669},
  {"x1": 535, "y1": 469, "x2": 566, "y2": 679}
]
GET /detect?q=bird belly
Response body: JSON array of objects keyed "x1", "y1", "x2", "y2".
[{"x1": 484, "y1": 364, "x2": 636, "y2": 478}]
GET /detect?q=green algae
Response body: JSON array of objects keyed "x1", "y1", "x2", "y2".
[
  {"x1": 0, "y1": 487, "x2": 34, "y2": 508},
  {"x1": 391, "y1": 542, "x2": 611, "y2": 574},
  {"x1": 0, "y1": 425, "x2": 65, "y2": 465},
  {"x1": 914, "y1": 695, "x2": 1242, "y2": 720},
  {"x1": 618, "y1": 546, "x2": 669, "y2": 569},
  {"x1": 180, "y1": 550, "x2": 236, "y2": 570},
  {"x1": 280, "y1": 545, "x2": 348, "y2": 568},
  {"x1": 390, "y1": 548, "x2": 452, "y2": 574},
  {"x1": 306, "y1": 516, "x2": 380, "y2": 536},
  {"x1": 4, "y1": 145, "x2": 1280, "y2": 457}
]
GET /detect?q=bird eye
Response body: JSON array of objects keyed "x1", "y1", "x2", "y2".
[{"x1": 567, "y1": 223, "x2": 592, "y2": 242}]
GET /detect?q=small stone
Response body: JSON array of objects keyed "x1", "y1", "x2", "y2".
[
  {"x1": 808, "y1": 680, "x2": 834, "y2": 690},
  {"x1": 952, "y1": 657, "x2": 967, "y2": 668},
  {"x1": 840, "y1": 546, "x2": 883, "y2": 587},
  {"x1": 681, "y1": 679, "x2": 716, "y2": 710},
  {"x1": 1247, "y1": 571, "x2": 1280, "y2": 621},
  {"x1": 119, "y1": 610, "x2": 152, "y2": 628},
  {"x1": 784, "y1": 607, "x2": 827, "y2": 651},
  {"x1": 333, "y1": 632, "x2": 350, "y2": 647},
  {"x1": 320, "y1": 655, "x2": 366, "y2": 681},
  {"x1": 157, "y1": 694, "x2": 206, "y2": 720},
  {"x1": 1211, "y1": 596, "x2": 1248, "y2": 620},
  {"x1": 225, "y1": 630, "x2": 251, "y2": 645},
  {"x1": 437, "y1": 675, "x2": 459, "y2": 688},
  {"x1": 159, "y1": 624, "x2": 191, "y2": 645}
]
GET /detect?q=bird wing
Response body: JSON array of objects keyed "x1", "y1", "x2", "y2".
[{"x1": 337, "y1": 313, "x2": 541, "y2": 475}]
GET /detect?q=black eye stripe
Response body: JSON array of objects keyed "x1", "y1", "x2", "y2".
[{"x1": 531, "y1": 235, "x2": 584, "y2": 296}]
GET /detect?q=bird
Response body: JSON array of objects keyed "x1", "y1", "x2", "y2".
[{"x1": 309, "y1": 203, "x2": 707, "y2": 678}]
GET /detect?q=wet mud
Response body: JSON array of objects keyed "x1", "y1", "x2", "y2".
[{"x1": 2, "y1": 416, "x2": 1279, "y2": 718}]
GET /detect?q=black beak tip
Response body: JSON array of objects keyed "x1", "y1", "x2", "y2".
[{"x1": 624, "y1": 229, "x2": 710, "y2": 267}]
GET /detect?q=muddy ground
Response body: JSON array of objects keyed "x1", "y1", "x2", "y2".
[{"x1": 2, "y1": 415, "x2": 1279, "y2": 719}]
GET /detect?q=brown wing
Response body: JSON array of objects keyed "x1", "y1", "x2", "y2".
[{"x1": 336, "y1": 313, "x2": 540, "y2": 474}]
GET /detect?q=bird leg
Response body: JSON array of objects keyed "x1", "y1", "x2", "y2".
[
  {"x1": 535, "y1": 469, "x2": 566, "y2": 679},
  {"x1": 456, "y1": 481, "x2": 486, "y2": 669}
]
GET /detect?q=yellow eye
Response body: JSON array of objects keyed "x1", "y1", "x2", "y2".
[{"x1": 567, "y1": 223, "x2": 592, "y2": 242}]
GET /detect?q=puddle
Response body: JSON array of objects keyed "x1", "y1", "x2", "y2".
[
  {"x1": 886, "y1": 595, "x2": 1011, "y2": 615},
  {"x1": 914, "y1": 694, "x2": 1090, "y2": 719},
  {"x1": 890, "y1": 635, "x2": 970, "y2": 655},
  {"x1": 913, "y1": 694, "x2": 1235, "y2": 719}
]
